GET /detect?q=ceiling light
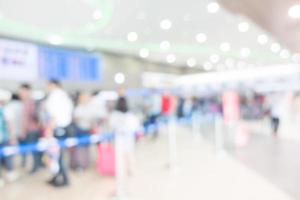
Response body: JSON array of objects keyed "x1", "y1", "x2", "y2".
[
  {"x1": 292, "y1": 53, "x2": 300, "y2": 63},
  {"x1": 210, "y1": 54, "x2": 220, "y2": 64},
  {"x1": 196, "y1": 33, "x2": 207, "y2": 43},
  {"x1": 160, "y1": 19, "x2": 172, "y2": 30},
  {"x1": 114, "y1": 73, "x2": 125, "y2": 84},
  {"x1": 225, "y1": 58, "x2": 235, "y2": 68},
  {"x1": 238, "y1": 22, "x2": 249, "y2": 32},
  {"x1": 127, "y1": 32, "x2": 138, "y2": 42},
  {"x1": 166, "y1": 54, "x2": 176, "y2": 63},
  {"x1": 93, "y1": 10, "x2": 102, "y2": 20},
  {"x1": 203, "y1": 62, "x2": 213, "y2": 71},
  {"x1": 280, "y1": 49, "x2": 290, "y2": 59},
  {"x1": 220, "y1": 42, "x2": 231, "y2": 52},
  {"x1": 289, "y1": 5, "x2": 300, "y2": 19},
  {"x1": 48, "y1": 35, "x2": 63, "y2": 45},
  {"x1": 160, "y1": 41, "x2": 171, "y2": 51},
  {"x1": 257, "y1": 34, "x2": 269, "y2": 45},
  {"x1": 270, "y1": 43, "x2": 281, "y2": 53},
  {"x1": 241, "y1": 48, "x2": 251, "y2": 58},
  {"x1": 207, "y1": 2, "x2": 220, "y2": 14},
  {"x1": 139, "y1": 48, "x2": 149, "y2": 58},
  {"x1": 187, "y1": 58, "x2": 197, "y2": 67}
]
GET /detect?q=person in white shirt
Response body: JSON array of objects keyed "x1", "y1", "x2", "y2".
[
  {"x1": 45, "y1": 80, "x2": 73, "y2": 187},
  {"x1": 109, "y1": 96, "x2": 140, "y2": 177}
]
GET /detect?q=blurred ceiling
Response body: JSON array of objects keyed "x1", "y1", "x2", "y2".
[{"x1": 0, "y1": 0, "x2": 299, "y2": 70}]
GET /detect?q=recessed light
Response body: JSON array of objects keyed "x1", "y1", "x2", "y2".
[
  {"x1": 93, "y1": 10, "x2": 102, "y2": 20},
  {"x1": 210, "y1": 54, "x2": 220, "y2": 63},
  {"x1": 241, "y1": 48, "x2": 251, "y2": 58},
  {"x1": 160, "y1": 19, "x2": 172, "y2": 30},
  {"x1": 270, "y1": 43, "x2": 281, "y2": 53},
  {"x1": 48, "y1": 35, "x2": 63, "y2": 45},
  {"x1": 127, "y1": 32, "x2": 138, "y2": 42},
  {"x1": 187, "y1": 58, "x2": 197, "y2": 67},
  {"x1": 220, "y1": 42, "x2": 231, "y2": 52},
  {"x1": 257, "y1": 34, "x2": 269, "y2": 45},
  {"x1": 203, "y1": 62, "x2": 213, "y2": 71},
  {"x1": 166, "y1": 54, "x2": 176, "y2": 63},
  {"x1": 289, "y1": 5, "x2": 300, "y2": 19},
  {"x1": 139, "y1": 48, "x2": 149, "y2": 58},
  {"x1": 196, "y1": 33, "x2": 207, "y2": 43},
  {"x1": 280, "y1": 49, "x2": 290, "y2": 59},
  {"x1": 160, "y1": 41, "x2": 171, "y2": 51},
  {"x1": 207, "y1": 2, "x2": 220, "y2": 14},
  {"x1": 114, "y1": 73, "x2": 125, "y2": 84},
  {"x1": 238, "y1": 22, "x2": 249, "y2": 32}
]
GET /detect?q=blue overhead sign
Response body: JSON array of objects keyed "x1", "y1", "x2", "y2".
[{"x1": 39, "y1": 46, "x2": 101, "y2": 81}]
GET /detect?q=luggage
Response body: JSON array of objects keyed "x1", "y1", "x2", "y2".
[
  {"x1": 69, "y1": 146, "x2": 90, "y2": 170},
  {"x1": 96, "y1": 143, "x2": 115, "y2": 176}
]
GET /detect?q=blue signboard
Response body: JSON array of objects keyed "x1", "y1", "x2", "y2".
[{"x1": 39, "y1": 46, "x2": 101, "y2": 81}]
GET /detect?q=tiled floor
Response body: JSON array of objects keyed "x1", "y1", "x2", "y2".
[
  {"x1": 233, "y1": 133, "x2": 300, "y2": 200},
  {"x1": 0, "y1": 125, "x2": 294, "y2": 200}
]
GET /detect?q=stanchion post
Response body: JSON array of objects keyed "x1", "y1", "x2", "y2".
[
  {"x1": 168, "y1": 117, "x2": 178, "y2": 170},
  {"x1": 215, "y1": 115, "x2": 225, "y2": 155},
  {"x1": 114, "y1": 135, "x2": 126, "y2": 200}
]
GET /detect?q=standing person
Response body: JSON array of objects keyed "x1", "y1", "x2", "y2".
[
  {"x1": 0, "y1": 95, "x2": 18, "y2": 187},
  {"x1": 109, "y1": 96, "x2": 140, "y2": 196},
  {"x1": 18, "y1": 84, "x2": 42, "y2": 174},
  {"x1": 269, "y1": 94, "x2": 283, "y2": 138},
  {"x1": 71, "y1": 92, "x2": 94, "y2": 171},
  {"x1": 45, "y1": 80, "x2": 73, "y2": 187}
]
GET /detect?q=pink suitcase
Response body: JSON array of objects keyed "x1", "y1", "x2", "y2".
[{"x1": 96, "y1": 143, "x2": 115, "y2": 176}]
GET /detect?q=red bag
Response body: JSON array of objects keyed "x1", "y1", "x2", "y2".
[{"x1": 96, "y1": 143, "x2": 115, "y2": 176}]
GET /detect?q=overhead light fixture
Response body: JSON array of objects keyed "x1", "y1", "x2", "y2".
[
  {"x1": 292, "y1": 53, "x2": 300, "y2": 63},
  {"x1": 93, "y1": 10, "x2": 102, "y2": 20},
  {"x1": 280, "y1": 49, "x2": 290, "y2": 59},
  {"x1": 270, "y1": 43, "x2": 281, "y2": 53},
  {"x1": 241, "y1": 48, "x2": 251, "y2": 58},
  {"x1": 166, "y1": 54, "x2": 176, "y2": 63},
  {"x1": 139, "y1": 48, "x2": 149, "y2": 58},
  {"x1": 289, "y1": 5, "x2": 300, "y2": 19},
  {"x1": 203, "y1": 62, "x2": 213, "y2": 71},
  {"x1": 220, "y1": 42, "x2": 231, "y2": 52},
  {"x1": 238, "y1": 22, "x2": 249, "y2": 32},
  {"x1": 114, "y1": 73, "x2": 125, "y2": 84},
  {"x1": 196, "y1": 33, "x2": 207, "y2": 43},
  {"x1": 257, "y1": 34, "x2": 269, "y2": 45},
  {"x1": 160, "y1": 41, "x2": 171, "y2": 51},
  {"x1": 210, "y1": 54, "x2": 220, "y2": 64},
  {"x1": 127, "y1": 32, "x2": 138, "y2": 42},
  {"x1": 225, "y1": 58, "x2": 235, "y2": 68},
  {"x1": 48, "y1": 35, "x2": 63, "y2": 45},
  {"x1": 187, "y1": 58, "x2": 197, "y2": 67},
  {"x1": 160, "y1": 19, "x2": 172, "y2": 30},
  {"x1": 207, "y1": 2, "x2": 220, "y2": 14}
]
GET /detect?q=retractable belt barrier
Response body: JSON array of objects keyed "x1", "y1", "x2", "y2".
[{"x1": 0, "y1": 114, "x2": 217, "y2": 158}]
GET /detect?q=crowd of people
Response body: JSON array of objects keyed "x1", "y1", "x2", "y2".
[{"x1": 1, "y1": 80, "x2": 293, "y2": 189}]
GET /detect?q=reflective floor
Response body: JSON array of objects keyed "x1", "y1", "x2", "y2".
[{"x1": 1, "y1": 125, "x2": 295, "y2": 200}]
